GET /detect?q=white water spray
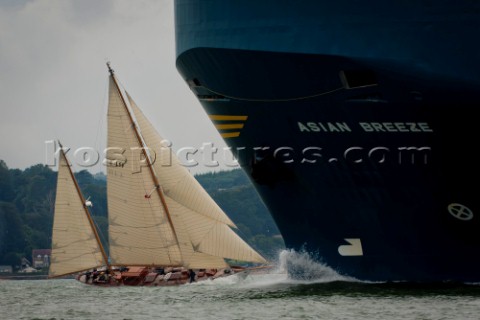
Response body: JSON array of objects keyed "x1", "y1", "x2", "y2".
[
  {"x1": 275, "y1": 249, "x2": 354, "y2": 282},
  {"x1": 193, "y1": 249, "x2": 355, "y2": 288}
]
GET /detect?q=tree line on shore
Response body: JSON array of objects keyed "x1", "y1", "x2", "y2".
[{"x1": 0, "y1": 160, "x2": 284, "y2": 268}]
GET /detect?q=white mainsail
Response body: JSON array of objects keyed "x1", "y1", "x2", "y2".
[
  {"x1": 127, "y1": 92, "x2": 267, "y2": 265},
  {"x1": 49, "y1": 149, "x2": 106, "y2": 278},
  {"x1": 106, "y1": 78, "x2": 183, "y2": 266},
  {"x1": 126, "y1": 93, "x2": 235, "y2": 227},
  {"x1": 106, "y1": 69, "x2": 266, "y2": 268}
]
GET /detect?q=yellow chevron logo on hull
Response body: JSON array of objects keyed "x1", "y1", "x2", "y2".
[{"x1": 209, "y1": 115, "x2": 248, "y2": 138}]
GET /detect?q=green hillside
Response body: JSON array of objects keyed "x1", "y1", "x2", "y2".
[{"x1": 0, "y1": 160, "x2": 284, "y2": 269}]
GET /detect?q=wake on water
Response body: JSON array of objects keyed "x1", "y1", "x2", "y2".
[
  {"x1": 194, "y1": 250, "x2": 480, "y2": 292},
  {"x1": 193, "y1": 249, "x2": 357, "y2": 288}
]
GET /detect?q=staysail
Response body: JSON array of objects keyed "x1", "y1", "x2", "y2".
[
  {"x1": 49, "y1": 147, "x2": 107, "y2": 278},
  {"x1": 106, "y1": 65, "x2": 266, "y2": 267}
]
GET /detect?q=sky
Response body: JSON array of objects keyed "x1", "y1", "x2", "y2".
[{"x1": 0, "y1": 0, "x2": 232, "y2": 174}]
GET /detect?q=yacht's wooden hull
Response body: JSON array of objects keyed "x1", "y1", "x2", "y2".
[{"x1": 76, "y1": 266, "x2": 250, "y2": 287}]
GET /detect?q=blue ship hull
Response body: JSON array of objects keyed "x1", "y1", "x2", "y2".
[{"x1": 174, "y1": 0, "x2": 480, "y2": 282}]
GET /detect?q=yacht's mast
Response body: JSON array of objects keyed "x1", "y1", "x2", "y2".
[
  {"x1": 57, "y1": 140, "x2": 110, "y2": 269},
  {"x1": 106, "y1": 63, "x2": 181, "y2": 249}
]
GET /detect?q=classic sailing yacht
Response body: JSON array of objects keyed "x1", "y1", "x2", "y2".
[{"x1": 48, "y1": 64, "x2": 267, "y2": 285}]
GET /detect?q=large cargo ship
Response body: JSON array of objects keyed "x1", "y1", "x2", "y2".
[{"x1": 174, "y1": 0, "x2": 480, "y2": 282}]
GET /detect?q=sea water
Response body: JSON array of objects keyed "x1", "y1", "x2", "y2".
[{"x1": 1, "y1": 250, "x2": 479, "y2": 320}]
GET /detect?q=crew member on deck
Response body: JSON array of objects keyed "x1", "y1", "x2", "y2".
[{"x1": 188, "y1": 269, "x2": 196, "y2": 283}]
